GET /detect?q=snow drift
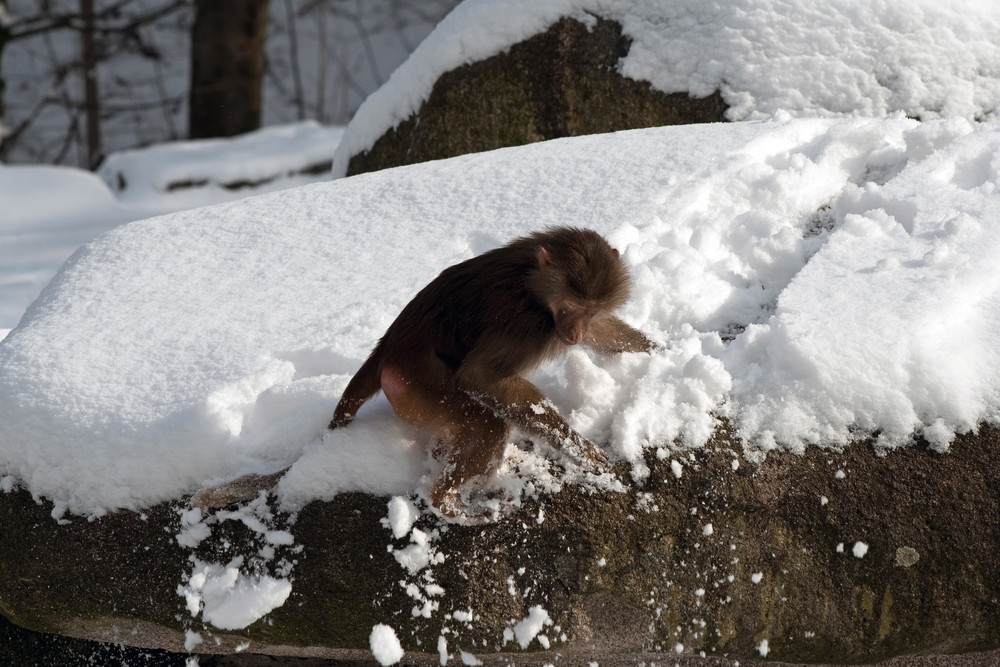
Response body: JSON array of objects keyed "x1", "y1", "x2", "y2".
[{"x1": 3, "y1": 117, "x2": 1000, "y2": 516}]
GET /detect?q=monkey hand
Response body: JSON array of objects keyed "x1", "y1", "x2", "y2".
[{"x1": 562, "y1": 432, "x2": 610, "y2": 474}]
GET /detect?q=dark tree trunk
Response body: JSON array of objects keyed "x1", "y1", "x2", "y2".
[
  {"x1": 188, "y1": 0, "x2": 270, "y2": 139},
  {"x1": 80, "y1": 0, "x2": 102, "y2": 169}
]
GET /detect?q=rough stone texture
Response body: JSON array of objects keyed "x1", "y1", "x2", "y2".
[
  {"x1": 2, "y1": 424, "x2": 1000, "y2": 664},
  {"x1": 345, "y1": 17, "x2": 728, "y2": 176}
]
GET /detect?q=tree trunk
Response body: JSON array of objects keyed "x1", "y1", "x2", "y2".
[
  {"x1": 80, "y1": 0, "x2": 102, "y2": 169},
  {"x1": 188, "y1": 0, "x2": 270, "y2": 139}
]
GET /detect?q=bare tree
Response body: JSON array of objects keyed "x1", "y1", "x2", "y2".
[
  {"x1": 188, "y1": 0, "x2": 270, "y2": 139},
  {"x1": 79, "y1": 0, "x2": 101, "y2": 168},
  {"x1": 1, "y1": 0, "x2": 188, "y2": 165},
  {"x1": 264, "y1": 0, "x2": 459, "y2": 126},
  {"x1": 1, "y1": 0, "x2": 458, "y2": 166}
]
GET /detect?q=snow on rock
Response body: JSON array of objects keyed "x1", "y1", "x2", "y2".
[
  {"x1": 511, "y1": 605, "x2": 552, "y2": 649},
  {"x1": 333, "y1": 0, "x2": 1000, "y2": 175},
  {"x1": 370, "y1": 624, "x2": 405, "y2": 666},
  {"x1": 0, "y1": 164, "x2": 134, "y2": 330},
  {"x1": 4, "y1": 118, "x2": 1000, "y2": 516},
  {"x1": 385, "y1": 496, "x2": 420, "y2": 539},
  {"x1": 99, "y1": 121, "x2": 343, "y2": 208},
  {"x1": 178, "y1": 558, "x2": 292, "y2": 631}
]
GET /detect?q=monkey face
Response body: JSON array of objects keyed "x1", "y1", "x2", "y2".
[{"x1": 551, "y1": 300, "x2": 596, "y2": 346}]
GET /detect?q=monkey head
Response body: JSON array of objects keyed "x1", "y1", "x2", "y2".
[{"x1": 527, "y1": 227, "x2": 632, "y2": 346}]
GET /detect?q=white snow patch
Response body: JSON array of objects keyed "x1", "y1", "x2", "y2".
[
  {"x1": 513, "y1": 605, "x2": 551, "y2": 649},
  {"x1": 370, "y1": 624, "x2": 404, "y2": 666},
  {"x1": 385, "y1": 496, "x2": 420, "y2": 539},
  {"x1": 178, "y1": 558, "x2": 292, "y2": 630},
  {"x1": 5, "y1": 118, "x2": 1000, "y2": 516}
]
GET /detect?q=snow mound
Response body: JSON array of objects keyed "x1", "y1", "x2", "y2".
[
  {"x1": 3, "y1": 118, "x2": 1000, "y2": 516},
  {"x1": 333, "y1": 0, "x2": 1000, "y2": 175},
  {"x1": 99, "y1": 121, "x2": 343, "y2": 208}
]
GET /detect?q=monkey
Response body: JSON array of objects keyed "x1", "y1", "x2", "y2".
[{"x1": 330, "y1": 226, "x2": 656, "y2": 519}]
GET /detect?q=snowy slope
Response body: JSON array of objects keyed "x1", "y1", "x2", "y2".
[
  {"x1": 333, "y1": 0, "x2": 1000, "y2": 175},
  {"x1": 0, "y1": 122, "x2": 342, "y2": 332},
  {"x1": 3, "y1": 117, "x2": 1000, "y2": 517}
]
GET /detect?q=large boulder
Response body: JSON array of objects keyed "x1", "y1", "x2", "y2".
[
  {"x1": 344, "y1": 17, "x2": 727, "y2": 176},
  {"x1": 3, "y1": 424, "x2": 999, "y2": 664}
]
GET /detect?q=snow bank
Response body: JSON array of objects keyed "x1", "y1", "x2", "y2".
[
  {"x1": 99, "y1": 121, "x2": 343, "y2": 209},
  {"x1": 0, "y1": 164, "x2": 134, "y2": 329},
  {"x1": 332, "y1": 0, "x2": 1000, "y2": 175},
  {"x1": 4, "y1": 118, "x2": 1000, "y2": 516},
  {"x1": 0, "y1": 122, "x2": 342, "y2": 331}
]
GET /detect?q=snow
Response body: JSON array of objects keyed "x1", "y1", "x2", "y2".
[
  {"x1": 332, "y1": 0, "x2": 1000, "y2": 176},
  {"x1": 370, "y1": 624, "x2": 405, "y2": 666},
  {"x1": 0, "y1": 122, "x2": 341, "y2": 331},
  {"x1": 178, "y1": 558, "x2": 292, "y2": 631},
  {"x1": 512, "y1": 606, "x2": 551, "y2": 649},
  {"x1": 4, "y1": 116, "x2": 1000, "y2": 517},
  {"x1": 386, "y1": 496, "x2": 421, "y2": 539},
  {"x1": 853, "y1": 542, "x2": 869, "y2": 558}
]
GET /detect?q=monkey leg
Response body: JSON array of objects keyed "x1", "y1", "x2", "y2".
[
  {"x1": 464, "y1": 375, "x2": 610, "y2": 473},
  {"x1": 427, "y1": 398, "x2": 509, "y2": 517},
  {"x1": 381, "y1": 365, "x2": 508, "y2": 517}
]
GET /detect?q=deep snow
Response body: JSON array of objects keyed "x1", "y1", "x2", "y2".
[
  {"x1": 0, "y1": 122, "x2": 343, "y2": 331},
  {"x1": 3, "y1": 117, "x2": 1000, "y2": 520}
]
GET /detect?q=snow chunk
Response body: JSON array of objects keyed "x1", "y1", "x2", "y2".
[
  {"x1": 178, "y1": 559, "x2": 292, "y2": 630},
  {"x1": 386, "y1": 496, "x2": 420, "y2": 540},
  {"x1": 853, "y1": 541, "x2": 869, "y2": 558},
  {"x1": 513, "y1": 605, "x2": 551, "y2": 649},
  {"x1": 370, "y1": 624, "x2": 404, "y2": 666}
]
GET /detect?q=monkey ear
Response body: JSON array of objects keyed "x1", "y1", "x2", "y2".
[
  {"x1": 612, "y1": 248, "x2": 620, "y2": 258},
  {"x1": 538, "y1": 246, "x2": 553, "y2": 267}
]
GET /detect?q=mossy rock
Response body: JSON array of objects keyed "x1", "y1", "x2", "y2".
[
  {"x1": 346, "y1": 17, "x2": 727, "y2": 176},
  {"x1": 2, "y1": 424, "x2": 1000, "y2": 663}
]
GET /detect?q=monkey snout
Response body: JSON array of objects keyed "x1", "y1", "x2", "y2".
[{"x1": 560, "y1": 326, "x2": 586, "y2": 345}]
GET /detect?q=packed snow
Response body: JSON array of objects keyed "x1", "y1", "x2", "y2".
[
  {"x1": 178, "y1": 558, "x2": 292, "y2": 631},
  {"x1": 370, "y1": 624, "x2": 405, "y2": 666},
  {"x1": 0, "y1": 122, "x2": 341, "y2": 331},
  {"x1": 4, "y1": 117, "x2": 1000, "y2": 517},
  {"x1": 333, "y1": 0, "x2": 1000, "y2": 176}
]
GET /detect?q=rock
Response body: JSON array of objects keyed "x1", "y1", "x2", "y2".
[
  {"x1": 345, "y1": 17, "x2": 727, "y2": 176},
  {"x1": 2, "y1": 425, "x2": 999, "y2": 663}
]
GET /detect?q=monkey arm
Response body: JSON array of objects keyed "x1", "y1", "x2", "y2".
[{"x1": 584, "y1": 314, "x2": 657, "y2": 354}]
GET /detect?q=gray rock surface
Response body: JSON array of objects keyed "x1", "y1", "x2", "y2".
[
  {"x1": 2, "y1": 424, "x2": 999, "y2": 664},
  {"x1": 345, "y1": 17, "x2": 727, "y2": 176}
]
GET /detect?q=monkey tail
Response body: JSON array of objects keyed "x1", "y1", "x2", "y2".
[{"x1": 329, "y1": 348, "x2": 383, "y2": 429}]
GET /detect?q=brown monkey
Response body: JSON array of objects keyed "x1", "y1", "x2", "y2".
[{"x1": 330, "y1": 227, "x2": 655, "y2": 518}]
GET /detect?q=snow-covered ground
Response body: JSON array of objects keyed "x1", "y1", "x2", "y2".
[
  {"x1": 3, "y1": 116, "x2": 1000, "y2": 521},
  {"x1": 4, "y1": 1, "x2": 1000, "y2": 651},
  {"x1": 0, "y1": 122, "x2": 343, "y2": 332}
]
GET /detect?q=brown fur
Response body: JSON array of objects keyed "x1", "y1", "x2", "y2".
[{"x1": 330, "y1": 227, "x2": 655, "y2": 518}]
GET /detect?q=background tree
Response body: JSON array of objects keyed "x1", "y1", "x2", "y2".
[
  {"x1": 0, "y1": 0, "x2": 459, "y2": 167},
  {"x1": 0, "y1": 0, "x2": 189, "y2": 165},
  {"x1": 188, "y1": 0, "x2": 270, "y2": 139}
]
